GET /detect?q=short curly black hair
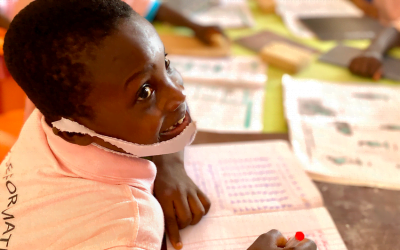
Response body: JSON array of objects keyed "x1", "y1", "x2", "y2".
[{"x1": 4, "y1": 0, "x2": 135, "y2": 120}]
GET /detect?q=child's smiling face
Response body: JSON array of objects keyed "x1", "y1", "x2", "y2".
[{"x1": 71, "y1": 15, "x2": 190, "y2": 148}]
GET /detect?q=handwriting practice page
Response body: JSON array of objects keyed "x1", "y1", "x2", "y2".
[
  {"x1": 167, "y1": 141, "x2": 346, "y2": 250},
  {"x1": 168, "y1": 207, "x2": 346, "y2": 250},
  {"x1": 184, "y1": 141, "x2": 322, "y2": 217}
]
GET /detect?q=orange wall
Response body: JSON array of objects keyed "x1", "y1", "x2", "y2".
[
  {"x1": 0, "y1": 28, "x2": 26, "y2": 114},
  {"x1": 0, "y1": 75, "x2": 26, "y2": 114}
]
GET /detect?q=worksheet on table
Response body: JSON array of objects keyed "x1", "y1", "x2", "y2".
[
  {"x1": 289, "y1": 118, "x2": 400, "y2": 190},
  {"x1": 184, "y1": 82, "x2": 265, "y2": 133},
  {"x1": 190, "y1": 1, "x2": 255, "y2": 28},
  {"x1": 169, "y1": 55, "x2": 267, "y2": 88},
  {"x1": 184, "y1": 141, "x2": 323, "y2": 217},
  {"x1": 173, "y1": 55, "x2": 267, "y2": 133},
  {"x1": 169, "y1": 207, "x2": 346, "y2": 250},
  {"x1": 283, "y1": 75, "x2": 400, "y2": 125},
  {"x1": 283, "y1": 75, "x2": 400, "y2": 189},
  {"x1": 275, "y1": 0, "x2": 362, "y2": 38},
  {"x1": 166, "y1": 141, "x2": 347, "y2": 250}
]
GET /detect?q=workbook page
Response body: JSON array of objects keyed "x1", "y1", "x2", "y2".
[
  {"x1": 167, "y1": 207, "x2": 347, "y2": 250},
  {"x1": 184, "y1": 141, "x2": 323, "y2": 217}
]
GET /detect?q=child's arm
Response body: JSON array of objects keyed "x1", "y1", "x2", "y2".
[
  {"x1": 152, "y1": 150, "x2": 211, "y2": 250},
  {"x1": 349, "y1": 26, "x2": 400, "y2": 78},
  {"x1": 350, "y1": 0, "x2": 379, "y2": 19},
  {"x1": 154, "y1": 3, "x2": 225, "y2": 45}
]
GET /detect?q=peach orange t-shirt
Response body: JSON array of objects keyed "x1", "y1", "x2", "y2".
[{"x1": 0, "y1": 110, "x2": 164, "y2": 250}]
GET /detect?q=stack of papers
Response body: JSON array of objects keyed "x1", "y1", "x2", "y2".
[
  {"x1": 283, "y1": 75, "x2": 400, "y2": 190},
  {"x1": 167, "y1": 141, "x2": 347, "y2": 250},
  {"x1": 275, "y1": 0, "x2": 363, "y2": 38},
  {"x1": 171, "y1": 56, "x2": 267, "y2": 133}
]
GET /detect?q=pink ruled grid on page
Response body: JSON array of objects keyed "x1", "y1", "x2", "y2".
[{"x1": 170, "y1": 141, "x2": 347, "y2": 250}]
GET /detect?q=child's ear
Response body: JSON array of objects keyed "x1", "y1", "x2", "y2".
[{"x1": 52, "y1": 127, "x2": 93, "y2": 146}]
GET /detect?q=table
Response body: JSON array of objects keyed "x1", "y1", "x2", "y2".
[{"x1": 192, "y1": 132, "x2": 400, "y2": 250}]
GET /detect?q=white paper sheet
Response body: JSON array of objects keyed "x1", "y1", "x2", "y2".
[
  {"x1": 283, "y1": 75, "x2": 400, "y2": 189},
  {"x1": 184, "y1": 141, "x2": 323, "y2": 217},
  {"x1": 283, "y1": 75, "x2": 400, "y2": 124},
  {"x1": 166, "y1": 141, "x2": 346, "y2": 250},
  {"x1": 170, "y1": 56, "x2": 267, "y2": 88},
  {"x1": 275, "y1": 0, "x2": 363, "y2": 38},
  {"x1": 191, "y1": 2, "x2": 255, "y2": 28},
  {"x1": 276, "y1": 0, "x2": 362, "y2": 18},
  {"x1": 168, "y1": 207, "x2": 346, "y2": 250},
  {"x1": 184, "y1": 83, "x2": 265, "y2": 133}
]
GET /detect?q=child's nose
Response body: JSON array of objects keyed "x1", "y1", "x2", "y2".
[{"x1": 163, "y1": 82, "x2": 186, "y2": 112}]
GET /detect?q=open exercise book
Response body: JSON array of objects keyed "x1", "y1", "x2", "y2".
[
  {"x1": 283, "y1": 75, "x2": 400, "y2": 190},
  {"x1": 167, "y1": 141, "x2": 347, "y2": 250}
]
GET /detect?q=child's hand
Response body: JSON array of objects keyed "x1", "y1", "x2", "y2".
[
  {"x1": 193, "y1": 25, "x2": 227, "y2": 46},
  {"x1": 349, "y1": 51, "x2": 383, "y2": 79},
  {"x1": 152, "y1": 151, "x2": 211, "y2": 250},
  {"x1": 247, "y1": 230, "x2": 317, "y2": 250}
]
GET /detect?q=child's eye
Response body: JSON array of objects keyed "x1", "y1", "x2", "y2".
[
  {"x1": 165, "y1": 53, "x2": 170, "y2": 69},
  {"x1": 165, "y1": 58, "x2": 171, "y2": 69},
  {"x1": 137, "y1": 85, "x2": 154, "y2": 101}
]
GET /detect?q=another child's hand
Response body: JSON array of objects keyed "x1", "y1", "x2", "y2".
[
  {"x1": 193, "y1": 25, "x2": 226, "y2": 45},
  {"x1": 247, "y1": 230, "x2": 317, "y2": 250},
  {"x1": 152, "y1": 151, "x2": 211, "y2": 250},
  {"x1": 349, "y1": 51, "x2": 383, "y2": 79}
]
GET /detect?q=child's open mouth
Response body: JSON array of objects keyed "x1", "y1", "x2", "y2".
[{"x1": 159, "y1": 111, "x2": 191, "y2": 141}]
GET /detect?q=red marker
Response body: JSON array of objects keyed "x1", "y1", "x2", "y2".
[{"x1": 285, "y1": 232, "x2": 305, "y2": 248}]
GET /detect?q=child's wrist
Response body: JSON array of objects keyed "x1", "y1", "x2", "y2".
[{"x1": 153, "y1": 151, "x2": 185, "y2": 170}]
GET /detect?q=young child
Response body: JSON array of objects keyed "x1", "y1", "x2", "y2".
[
  {"x1": 349, "y1": 0, "x2": 400, "y2": 78},
  {"x1": 0, "y1": 1, "x2": 317, "y2": 250},
  {"x1": 0, "y1": 0, "x2": 224, "y2": 122}
]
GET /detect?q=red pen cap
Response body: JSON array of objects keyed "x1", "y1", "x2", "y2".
[{"x1": 295, "y1": 232, "x2": 305, "y2": 241}]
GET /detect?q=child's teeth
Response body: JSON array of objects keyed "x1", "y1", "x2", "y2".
[{"x1": 164, "y1": 115, "x2": 186, "y2": 133}]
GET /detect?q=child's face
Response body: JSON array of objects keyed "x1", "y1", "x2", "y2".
[{"x1": 74, "y1": 16, "x2": 189, "y2": 146}]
